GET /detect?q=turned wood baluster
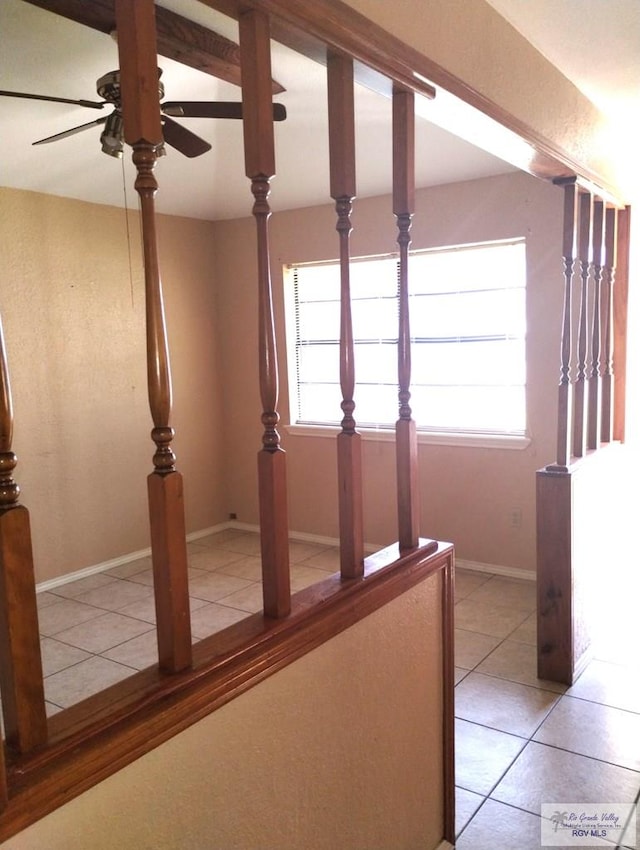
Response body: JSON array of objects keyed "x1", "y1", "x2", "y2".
[
  {"x1": 601, "y1": 207, "x2": 618, "y2": 443},
  {"x1": 573, "y1": 191, "x2": 593, "y2": 459},
  {"x1": 393, "y1": 87, "x2": 421, "y2": 550},
  {"x1": 551, "y1": 179, "x2": 579, "y2": 470},
  {"x1": 116, "y1": 0, "x2": 192, "y2": 672},
  {"x1": 327, "y1": 52, "x2": 364, "y2": 579},
  {"x1": 0, "y1": 317, "x2": 47, "y2": 762},
  {"x1": 587, "y1": 200, "x2": 604, "y2": 450},
  {"x1": 240, "y1": 10, "x2": 291, "y2": 617}
]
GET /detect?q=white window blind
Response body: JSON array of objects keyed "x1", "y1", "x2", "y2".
[{"x1": 287, "y1": 239, "x2": 527, "y2": 435}]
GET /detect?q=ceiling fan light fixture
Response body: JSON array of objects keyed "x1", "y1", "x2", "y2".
[{"x1": 100, "y1": 111, "x2": 124, "y2": 158}]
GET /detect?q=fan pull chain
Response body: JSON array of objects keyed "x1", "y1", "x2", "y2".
[{"x1": 121, "y1": 155, "x2": 136, "y2": 308}]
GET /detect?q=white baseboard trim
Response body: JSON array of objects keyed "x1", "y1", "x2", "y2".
[
  {"x1": 225, "y1": 521, "x2": 382, "y2": 554},
  {"x1": 38, "y1": 521, "x2": 531, "y2": 593},
  {"x1": 36, "y1": 523, "x2": 230, "y2": 593},
  {"x1": 456, "y1": 557, "x2": 536, "y2": 582}
]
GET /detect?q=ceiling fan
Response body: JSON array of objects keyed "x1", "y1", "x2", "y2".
[{"x1": 0, "y1": 69, "x2": 287, "y2": 159}]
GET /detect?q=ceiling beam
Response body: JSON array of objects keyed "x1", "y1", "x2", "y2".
[{"x1": 22, "y1": 0, "x2": 285, "y2": 93}]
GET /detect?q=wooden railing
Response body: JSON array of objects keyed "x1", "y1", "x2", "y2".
[
  {"x1": 549, "y1": 178, "x2": 624, "y2": 472},
  {"x1": 0, "y1": 0, "x2": 457, "y2": 841},
  {"x1": 118, "y1": 0, "x2": 193, "y2": 675},
  {"x1": 537, "y1": 176, "x2": 629, "y2": 684},
  {"x1": 1, "y1": 0, "x2": 629, "y2": 839}
]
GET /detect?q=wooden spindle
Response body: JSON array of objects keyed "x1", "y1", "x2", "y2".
[
  {"x1": 573, "y1": 191, "x2": 593, "y2": 459},
  {"x1": 613, "y1": 207, "x2": 628, "y2": 442},
  {"x1": 551, "y1": 179, "x2": 578, "y2": 470},
  {"x1": 0, "y1": 740, "x2": 6, "y2": 812},
  {"x1": 240, "y1": 9, "x2": 291, "y2": 617},
  {"x1": 601, "y1": 207, "x2": 618, "y2": 443},
  {"x1": 393, "y1": 87, "x2": 422, "y2": 550},
  {"x1": 327, "y1": 51, "x2": 364, "y2": 579},
  {"x1": 587, "y1": 200, "x2": 604, "y2": 450},
  {"x1": 0, "y1": 316, "x2": 47, "y2": 755},
  {"x1": 116, "y1": 0, "x2": 192, "y2": 672}
]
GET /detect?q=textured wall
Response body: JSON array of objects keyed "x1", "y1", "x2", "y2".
[
  {"x1": 0, "y1": 187, "x2": 226, "y2": 582},
  {"x1": 0, "y1": 575, "x2": 445, "y2": 850}
]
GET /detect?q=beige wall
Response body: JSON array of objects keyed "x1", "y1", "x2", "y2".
[
  {"x1": 1, "y1": 187, "x2": 226, "y2": 583},
  {"x1": 1, "y1": 575, "x2": 445, "y2": 850},
  {"x1": 214, "y1": 171, "x2": 562, "y2": 572}
]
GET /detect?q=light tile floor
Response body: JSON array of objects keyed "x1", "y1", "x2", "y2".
[
  {"x1": 35, "y1": 535, "x2": 640, "y2": 849},
  {"x1": 454, "y1": 568, "x2": 640, "y2": 850},
  {"x1": 37, "y1": 530, "x2": 337, "y2": 713}
]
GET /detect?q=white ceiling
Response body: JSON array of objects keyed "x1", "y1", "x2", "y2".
[
  {"x1": 1, "y1": 0, "x2": 637, "y2": 220},
  {"x1": 485, "y1": 0, "x2": 640, "y2": 122}
]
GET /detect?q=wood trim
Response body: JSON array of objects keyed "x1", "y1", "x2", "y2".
[
  {"x1": 573, "y1": 191, "x2": 593, "y2": 459},
  {"x1": 198, "y1": 0, "x2": 626, "y2": 201},
  {"x1": 393, "y1": 88, "x2": 421, "y2": 549},
  {"x1": 0, "y1": 316, "x2": 47, "y2": 755},
  {"x1": 441, "y1": 554, "x2": 455, "y2": 844},
  {"x1": 23, "y1": 0, "x2": 285, "y2": 92},
  {"x1": 327, "y1": 51, "x2": 365, "y2": 579},
  {"x1": 552, "y1": 180, "x2": 578, "y2": 469},
  {"x1": 537, "y1": 466, "x2": 593, "y2": 685},
  {"x1": 239, "y1": 9, "x2": 292, "y2": 618},
  {"x1": 537, "y1": 469, "x2": 574, "y2": 683},
  {"x1": 1, "y1": 542, "x2": 452, "y2": 841},
  {"x1": 613, "y1": 207, "x2": 630, "y2": 442}
]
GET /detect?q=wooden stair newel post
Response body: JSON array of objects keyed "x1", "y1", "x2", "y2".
[
  {"x1": 573, "y1": 191, "x2": 593, "y2": 459},
  {"x1": 587, "y1": 200, "x2": 604, "y2": 450},
  {"x1": 0, "y1": 317, "x2": 47, "y2": 769},
  {"x1": 239, "y1": 10, "x2": 291, "y2": 618},
  {"x1": 327, "y1": 52, "x2": 364, "y2": 579},
  {"x1": 601, "y1": 207, "x2": 618, "y2": 442},
  {"x1": 115, "y1": 0, "x2": 192, "y2": 672},
  {"x1": 551, "y1": 179, "x2": 579, "y2": 470}
]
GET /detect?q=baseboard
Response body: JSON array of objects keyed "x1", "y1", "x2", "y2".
[
  {"x1": 231, "y1": 521, "x2": 382, "y2": 554},
  {"x1": 36, "y1": 521, "x2": 380, "y2": 593},
  {"x1": 36, "y1": 522, "x2": 230, "y2": 593},
  {"x1": 456, "y1": 557, "x2": 536, "y2": 582},
  {"x1": 435, "y1": 841, "x2": 454, "y2": 850},
  {"x1": 37, "y1": 522, "x2": 527, "y2": 593}
]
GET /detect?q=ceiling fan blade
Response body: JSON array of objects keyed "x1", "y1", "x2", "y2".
[
  {"x1": 32, "y1": 116, "x2": 108, "y2": 146},
  {"x1": 0, "y1": 89, "x2": 106, "y2": 110},
  {"x1": 161, "y1": 116, "x2": 211, "y2": 158},
  {"x1": 162, "y1": 102, "x2": 287, "y2": 122}
]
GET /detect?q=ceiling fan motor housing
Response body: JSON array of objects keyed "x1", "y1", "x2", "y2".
[
  {"x1": 96, "y1": 70, "x2": 166, "y2": 157},
  {"x1": 96, "y1": 69, "x2": 165, "y2": 105}
]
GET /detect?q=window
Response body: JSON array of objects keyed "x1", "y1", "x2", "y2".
[{"x1": 285, "y1": 240, "x2": 526, "y2": 436}]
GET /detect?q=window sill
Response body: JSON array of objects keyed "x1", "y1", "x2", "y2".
[{"x1": 283, "y1": 424, "x2": 531, "y2": 450}]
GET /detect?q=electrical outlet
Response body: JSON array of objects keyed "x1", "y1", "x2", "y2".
[{"x1": 509, "y1": 507, "x2": 522, "y2": 528}]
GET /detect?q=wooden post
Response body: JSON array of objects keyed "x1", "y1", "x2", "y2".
[
  {"x1": 601, "y1": 207, "x2": 618, "y2": 442},
  {"x1": 0, "y1": 315, "x2": 47, "y2": 755},
  {"x1": 116, "y1": 0, "x2": 192, "y2": 672},
  {"x1": 587, "y1": 200, "x2": 604, "y2": 450},
  {"x1": 573, "y1": 191, "x2": 593, "y2": 459},
  {"x1": 613, "y1": 207, "x2": 629, "y2": 442},
  {"x1": 240, "y1": 9, "x2": 291, "y2": 618},
  {"x1": 327, "y1": 51, "x2": 364, "y2": 580},
  {"x1": 393, "y1": 87, "x2": 421, "y2": 550},
  {"x1": 550, "y1": 179, "x2": 578, "y2": 471}
]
